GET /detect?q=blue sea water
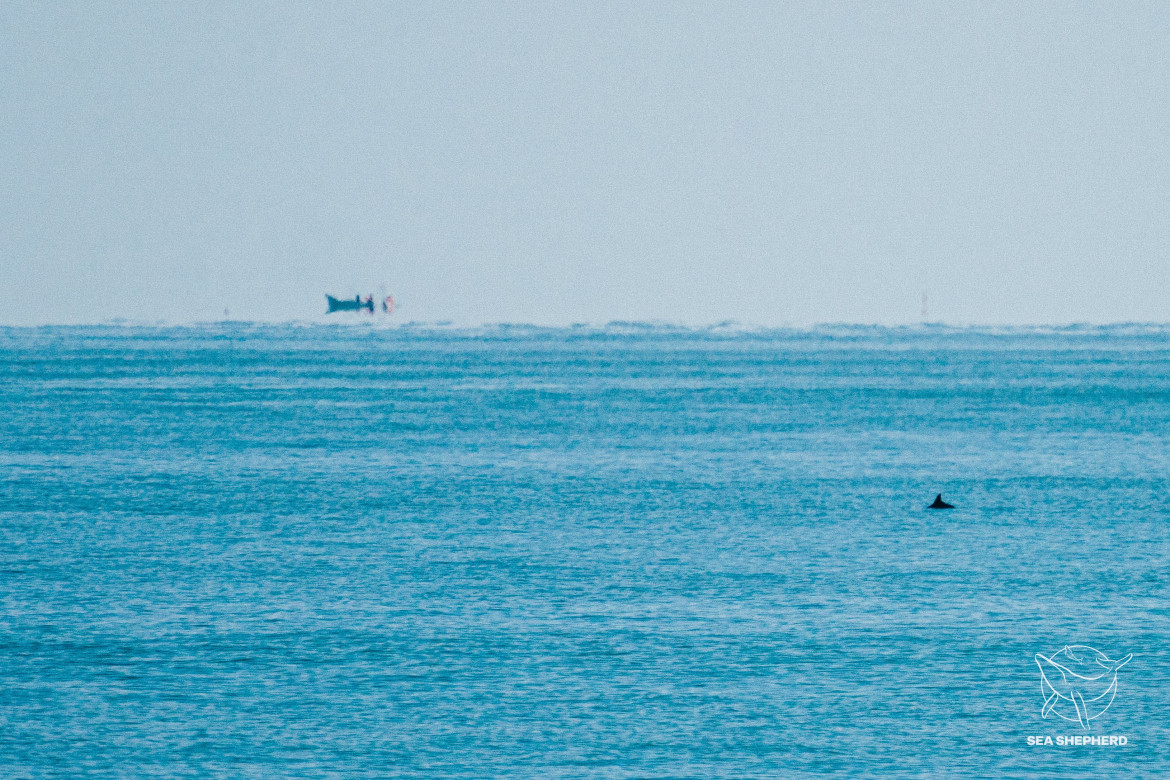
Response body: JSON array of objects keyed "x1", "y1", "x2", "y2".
[{"x1": 1, "y1": 323, "x2": 1168, "y2": 778}]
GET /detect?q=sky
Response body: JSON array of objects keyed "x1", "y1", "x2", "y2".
[{"x1": 3, "y1": 2, "x2": 1169, "y2": 326}]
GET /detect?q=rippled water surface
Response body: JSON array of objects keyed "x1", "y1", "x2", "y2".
[{"x1": 2, "y1": 324, "x2": 1168, "y2": 777}]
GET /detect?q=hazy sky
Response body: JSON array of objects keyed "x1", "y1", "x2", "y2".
[{"x1": 3, "y1": 2, "x2": 1169, "y2": 326}]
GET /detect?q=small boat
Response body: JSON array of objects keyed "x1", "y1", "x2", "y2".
[{"x1": 326, "y1": 294, "x2": 374, "y2": 313}]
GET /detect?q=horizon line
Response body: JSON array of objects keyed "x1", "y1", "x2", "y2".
[{"x1": 4, "y1": 318, "x2": 1170, "y2": 332}]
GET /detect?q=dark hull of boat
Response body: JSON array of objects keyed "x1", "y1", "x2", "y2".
[{"x1": 327, "y1": 295, "x2": 374, "y2": 313}]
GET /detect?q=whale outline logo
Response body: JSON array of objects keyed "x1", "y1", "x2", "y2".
[{"x1": 1034, "y1": 645, "x2": 1132, "y2": 730}]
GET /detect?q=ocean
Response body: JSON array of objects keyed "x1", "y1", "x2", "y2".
[{"x1": 1, "y1": 323, "x2": 1167, "y2": 777}]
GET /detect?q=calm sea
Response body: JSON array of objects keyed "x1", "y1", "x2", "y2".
[{"x1": 1, "y1": 323, "x2": 1168, "y2": 778}]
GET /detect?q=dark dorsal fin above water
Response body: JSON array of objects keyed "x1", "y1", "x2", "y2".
[{"x1": 929, "y1": 494, "x2": 954, "y2": 509}]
